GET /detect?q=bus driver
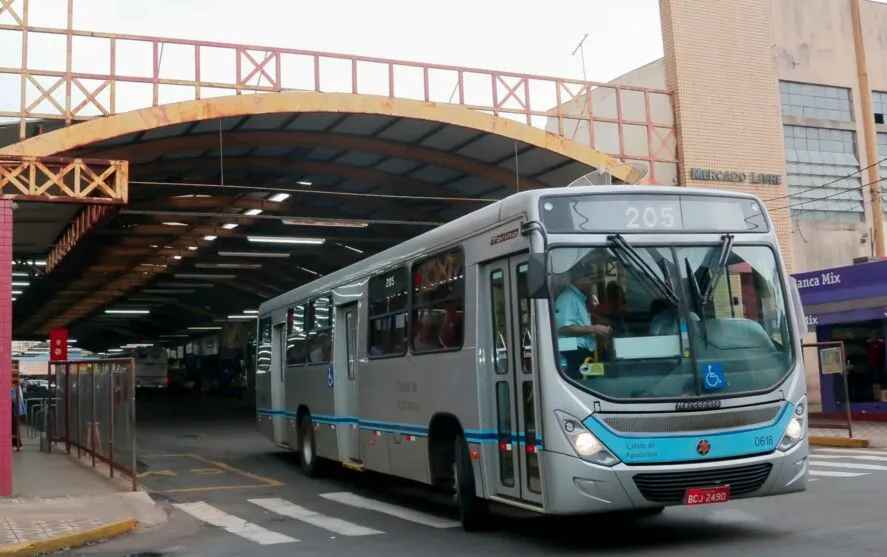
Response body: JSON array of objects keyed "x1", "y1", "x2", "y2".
[{"x1": 555, "y1": 270, "x2": 612, "y2": 377}]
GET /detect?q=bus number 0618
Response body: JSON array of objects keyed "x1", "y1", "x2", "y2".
[{"x1": 625, "y1": 206, "x2": 676, "y2": 229}]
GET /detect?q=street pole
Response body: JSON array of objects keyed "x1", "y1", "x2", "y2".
[{"x1": 850, "y1": 0, "x2": 884, "y2": 257}]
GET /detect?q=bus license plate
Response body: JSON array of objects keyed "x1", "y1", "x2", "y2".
[{"x1": 685, "y1": 486, "x2": 730, "y2": 505}]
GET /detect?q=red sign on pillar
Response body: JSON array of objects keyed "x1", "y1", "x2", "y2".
[{"x1": 49, "y1": 329, "x2": 68, "y2": 361}]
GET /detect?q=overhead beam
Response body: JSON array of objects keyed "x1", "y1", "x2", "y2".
[
  {"x1": 46, "y1": 204, "x2": 120, "y2": 272},
  {"x1": 0, "y1": 155, "x2": 128, "y2": 204},
  {"x1": 72, "y1": 131, "x2": 547, "y2": 191}
]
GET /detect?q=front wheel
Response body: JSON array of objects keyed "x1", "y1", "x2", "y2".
[
  {"x1": 453, "y1": 433, "x2": 489, "y2": 531},
  {"x1": 299, "y1": 415, "x2": 319, "y2": 477}
]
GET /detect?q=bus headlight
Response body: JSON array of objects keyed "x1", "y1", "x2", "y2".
[
  {"x1": 777, "y1": 398, "x2": 807, "y2": 451},
  {"x1": 554, "y1": 410, "x2": 620, "y2": 467}
]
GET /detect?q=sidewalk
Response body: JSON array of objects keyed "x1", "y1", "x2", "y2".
[{"x1": 0, "y1": 431, "x2": 166, "y2": 556}]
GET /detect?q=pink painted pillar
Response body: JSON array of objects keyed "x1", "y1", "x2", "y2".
[{"x1": 0, "y1": 200, "x2": 12, "y2": 496}]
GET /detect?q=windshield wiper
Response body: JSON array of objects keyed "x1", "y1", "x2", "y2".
[
  {"x1": 700, "y1": 234, "x2": 735, "y2": 304},
  {"x1": 607, "y1": 234, "x2": 679, "y2": 305}
]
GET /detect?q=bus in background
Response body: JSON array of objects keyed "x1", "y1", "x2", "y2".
[
  {"x1": 256, "y1": 181, "x2": 808, "y2": 531},
  {"x1": 125, "y1": 346, "x2": 169, "y2": 393}
]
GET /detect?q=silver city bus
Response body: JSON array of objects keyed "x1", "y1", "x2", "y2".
[{"x1": 256, "y1": 183, "x2": 809, "y2": 531}]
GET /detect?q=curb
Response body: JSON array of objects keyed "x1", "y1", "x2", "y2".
[
  {"x1": 0, "y1": 518, "x2": 139, "y2": 556},
  {"x1": 810, "y1": 435, "x2": 870, "y2": 448}
]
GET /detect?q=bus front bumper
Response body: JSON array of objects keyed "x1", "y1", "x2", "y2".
[{"x1": 542, "y1": 441, "x2": 809, "y2": 515}]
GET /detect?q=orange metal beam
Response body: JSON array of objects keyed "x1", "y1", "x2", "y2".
[
  {"x1": 0, "y1": 155, "x2": 128, "y2": 204},
  {"x1": 46, "y1": 204, "x2": 119, "y2": 272}
]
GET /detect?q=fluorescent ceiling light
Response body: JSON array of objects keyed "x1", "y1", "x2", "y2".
[
  {"x1": 105, "y1": 309, "x2": 150, "y2": 315},
  {"x1": 108, "y1": 348, "x2": 123, "y2": 353},
  {"x1": 247, "y1": 236, "x2": 324, "y2": 245},
  {"x1": 217, "y1": 251, "x2": 289, "y2": 258},
  {"x1": 283, "y1": 217, "x2": 368, "y2": 228},
  {"x1": 244, "y1": 209, "x2": 263, "y2": 216},
  {"x1": 297, "y1": 180, "x2": 312, "y2": 186},
  {"x1": 269, "y1": 193, "x2": 290, "y2": 202},
  {"x1": 158, "y1": 334, "x2": 188, "y2": 338},
  {"x1": 299, "y1": 266, "x2": 320, "y2": 276},
  {"x1": 336, "y1": 242, "x2": 364, "y2": 254},
  {"x1": 174, "y1": 273, "x2": 237, "y2": 280},
  {"x1": 222, "y1": 223, "x2": 239, "y2": 230},
  {"x1": 188, "y1": 246, "x2": 198, "y2": 251},
  {"x1": 163, "y1": 222, "x2": 188, "y2": 227},
  {"x1": 173, "y1": 255, "x2": 182, "y2": 260},
  {"x1": 195, "y1": 263, "x2": 261, "y2": 269},
  {"x1": 187, "y1": 326, "x2": 222, "y2": 330},
  {"x1": 12, "y1": 282, "x2": 28, "y2": 287},
  {"x1": 204, "y1": 235, "x2": 218, "y2": 241},
  {"x1": 243, "y1": 310, "x2": 259, "y2": 314},
  {"x1": 12, "y1": 272, "x2": 29, "y2": 277},
  {"x1": 228, "y1": 315, "x2": 256, "y2": 319},
  {"x1": 11, "y1": 290, "x2": 22, "y2": 295}
]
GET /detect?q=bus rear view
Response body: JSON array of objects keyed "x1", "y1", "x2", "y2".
[{"x1": 527, "y1": 188, "x2": 808, "y2": 515}]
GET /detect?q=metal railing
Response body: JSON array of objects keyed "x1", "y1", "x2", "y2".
[{"x1": 48, "y1": 358, "x2": 138, "y2": 491}]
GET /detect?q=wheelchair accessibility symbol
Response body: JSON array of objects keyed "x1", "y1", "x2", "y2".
[{"x1": 701, "y1": 363, "x2": 725, "y2": 391}]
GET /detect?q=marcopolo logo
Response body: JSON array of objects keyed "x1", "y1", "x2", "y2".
[{"x1": 676, "y1": 400, "x2": 722, "y2": 411}]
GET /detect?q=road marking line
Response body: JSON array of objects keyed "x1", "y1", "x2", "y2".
[
  {"x1": 814, "y1": 448, "x2": 887, "y2": 457},
  {"x1": 808, "y1": 460, "x2": 887, "y2": 471},
  {"x1": 320, "y1": 492, "x2": 460, "y2": 528},
  {"x1": 249, "y1": 498, "x2": 384, "y2": 536},
  {"x1": 173, "y1": 502, "x2": 297, "y2": 545},
  {"x1": 809, "y1": 470, "x2": 869, "y2": 477},
  {"x1": 809, "y1": 454, "x2": 887, "y2": 462}
]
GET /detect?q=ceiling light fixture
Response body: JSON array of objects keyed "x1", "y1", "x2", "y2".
[
  {"x1": 243, "y1": 310, "x2": 258, "y2": 314},
  {"x1": 217, "y1": 251, "x2": 290, "y2": 258},
  {"x1": 195, "y1": 263, "x2": 261, "y2": 269},
  {"x1": 283, "y1": 217, "x2": 368, "y2": 228},
  {"x1": 174, "y1": 273, "x2": 237, "y2": 280},
  {"x1": 227, "y1": 315, "x2": 256, "y2": 320},
  {"x1": 163, "y1": 222, "x2": 188, "y2": 227},
  {"x1": 297, "y1": 180, "x2": 312, "y2": 186},
  {"x1": 12, "y1": 281, "x2": 29, "y2": 287},
  {"x1": 222, "y1": 223, "x2": 239, "y2": 230},
  {"x1": 247, "y1": 236, "x2": 325, "y2": 245},
  {"x1": 105, "y1": 309, "x2": 150, "y2": 315},
  {"x1": 187, "y1": 326, "x2": 222, "y2": 331},
  {"x1": 204, "y1": 235, "x2": 218, "y2": 241},
  {"x1": 336, "y1": 243, "x2": 365, "y2": 254},
  {"x1": 269, "y1": 193, "x2": 290, "y2": 202},
  {"x1": 244, "y1": 209, "x2": 263, "y2": 216}
]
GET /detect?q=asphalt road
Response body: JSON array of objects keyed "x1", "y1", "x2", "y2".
[{"x1": 62, "y1": 393, "x2": 887, "y2": 557}]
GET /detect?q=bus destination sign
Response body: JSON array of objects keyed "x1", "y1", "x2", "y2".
[{"x1": 539, "y1": 193, "x2": 770, "y2": 234}]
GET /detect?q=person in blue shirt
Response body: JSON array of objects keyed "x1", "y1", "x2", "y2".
[{"x1": 555, "y1": 272, "x2": 612, "y2": 378}]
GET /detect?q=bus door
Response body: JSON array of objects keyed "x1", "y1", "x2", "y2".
[
  {"x1": 333, "y1": 302, "x2": 360, "y2": 463},
  {"x1": 484, "y1": 255, "x2": 543, "y2": 506}
]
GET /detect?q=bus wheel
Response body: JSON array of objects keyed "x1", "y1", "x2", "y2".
[
  {"x1": 453, "y1": 433, "x2": 488, "y2": 531},
  {"x1": 299, "y1": 416, "x2": 319, "y2": 477}
]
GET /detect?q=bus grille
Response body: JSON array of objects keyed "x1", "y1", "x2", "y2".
[
  {"x1": 632, "y1": 463, "x2": 773, "y2": 504},
  {"x1": 601, "y1": 404, "x2": 782, "y2": 433}
]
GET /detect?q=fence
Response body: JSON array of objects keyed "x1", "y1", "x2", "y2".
[{"x1": 47, "y1": 358, "x2": 138, "y2": 491}]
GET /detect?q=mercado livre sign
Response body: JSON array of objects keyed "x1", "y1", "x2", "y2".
[{"x1": 690, "y1": 168, "x2": 782, "y2": 185}]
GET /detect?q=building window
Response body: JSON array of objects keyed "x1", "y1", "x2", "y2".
[
  {"x1": 411, "y1": 249, "x2": 465, "y2": 354},
  {"x1": 873, "y1": 91, "x2": 887, "y2": 125},
  {"x1": 784, "y1": 124, "x2": 863, "y2": 221},
  {"x1": 286, "y1": 303, "x2": 308, "y2": 365},
  {"x1": 368, "y1": 267, "x2": 408, "y2": 357},
  {"x1": 307, "y1": 296, "x2": 333, "y2": 364},
  {"x1": 780, "y1": 81, "x2": 853, "y2": 122}
]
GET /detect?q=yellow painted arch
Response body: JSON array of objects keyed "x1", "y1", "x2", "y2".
[{"x1": 0, "y1": 92, "x2": 639, "y2": 184}]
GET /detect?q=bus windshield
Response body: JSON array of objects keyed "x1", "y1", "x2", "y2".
[{"x1": 548, "y1": 243, "x2": 793, "y2": 401}]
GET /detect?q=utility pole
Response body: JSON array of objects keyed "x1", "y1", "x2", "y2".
[{"x1": 850, "y1": 0, "x2": 884, "y2": 257}]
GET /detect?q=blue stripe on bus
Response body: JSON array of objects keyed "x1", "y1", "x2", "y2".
[
  {"x1": 582, "y1": 403, "x2": 795, "y2": 465},
  {"x1": 257, "y1": 408, "x2": 543, "y2": 447}
]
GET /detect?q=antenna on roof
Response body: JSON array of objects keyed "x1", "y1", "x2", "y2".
[
  {"x1": 571, "y1": 33, "x2": 589, "y2": 82},
  {"x1": 567, "y1": 162, "x2": 650, "y2": 187}
]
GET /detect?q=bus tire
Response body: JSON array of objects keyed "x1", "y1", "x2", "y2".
[
  {"x1": 298, "y1": 415, "x2": 319, "y2": 478},
  {"x1": 453, "y1": 433, "x2": 488, "y2": 531}
]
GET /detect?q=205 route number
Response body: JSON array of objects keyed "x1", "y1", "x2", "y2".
[{"x1": 625, "y1": 206, "x2": 677, "y2": 229}]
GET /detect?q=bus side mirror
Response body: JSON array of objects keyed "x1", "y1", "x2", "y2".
[{"x1": 527, "y1": 254, "x2": 549, "y2": 299}]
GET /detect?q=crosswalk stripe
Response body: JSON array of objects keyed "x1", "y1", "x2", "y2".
[
  {"x1": 808, "y1": 460, "x2": 887, "y2": 471},
  {"x1": 809, "y1": 470, "x2": 869, "y2": 477},
  {"x1": 810, "y1": 454, "x2": 887, "y2": 462},
  {"x1": 173, "y1": 502, "x2": 298, "y2": 545},
  {"x1": 320, "y1": 492, "x2": 460, "y2": 529},
  {"x1": 814, "y1": 448, "x2": 887, "y2": 457},
  {"x1": 248, "y1": 498, "x2": 384, "y2": 536}
]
